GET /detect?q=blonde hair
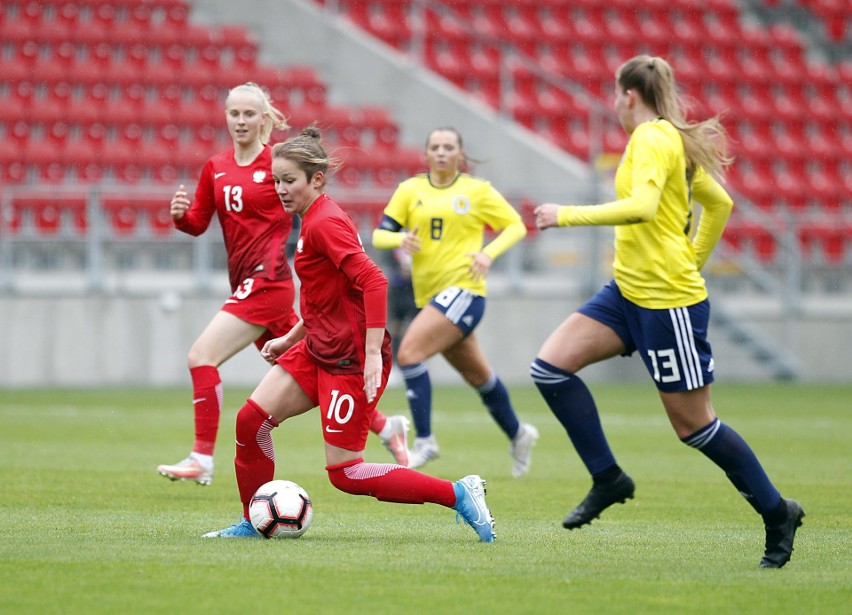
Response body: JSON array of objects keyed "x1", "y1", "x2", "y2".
[
  {"x1": 271, "y1": 124, "x2": 340, "y2": 186},
  {"x1": 617, "y1": 56, "x2": 732, "y2": 178},
  {"x1": 226, "y1": 82, "x2": 289, "y2": 145}
]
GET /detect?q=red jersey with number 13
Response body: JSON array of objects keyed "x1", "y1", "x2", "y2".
[
  {"x1": 174, "y1": 146, "x2": 294, "y2": 291},
  {"x1": 294, "y1": 193, "x2": 391, "y2": 374}
]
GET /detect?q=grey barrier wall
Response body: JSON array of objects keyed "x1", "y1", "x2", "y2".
[{"x1": 1, "y1": 291, "x2": 850, "y2": 389}]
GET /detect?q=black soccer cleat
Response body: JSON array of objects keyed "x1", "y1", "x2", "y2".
[
  {"x1": 562, "y1": 472, "x2": 635, "y2": 529},
  {"x1": 760, "y1": 498, "x2": 805, "y2": 569}
]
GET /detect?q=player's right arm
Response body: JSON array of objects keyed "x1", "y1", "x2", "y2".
[
  {"x1": 372, "y1": 181, "x2": 421, "y2": 254},
  {"x1": 261, "y1": 319, "x2": 306, "y2": 363},
  {"x1": 372, "y1": 215, "x2": 421, "y2": 254},
  {"x1": 173, "y1": 160, "x2": 217, "y2": 236}
]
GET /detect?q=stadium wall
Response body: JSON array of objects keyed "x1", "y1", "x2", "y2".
[{"x1": 1, "y1": 294, "x2": 849, "y2": 388}]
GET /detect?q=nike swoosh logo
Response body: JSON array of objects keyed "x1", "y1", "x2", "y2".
[
  {"x1": 192, "y1": 398, "x2": 206, "y2": 404},
  {"x1": 214, "y1": 172, "x2": 226, "y2": 179},
  {"x1": 235, "y1": 440, "x2": 246, "y2": 447},
  {"x1": 325, "y1": 426, "x2": 343, "y2": 433}
]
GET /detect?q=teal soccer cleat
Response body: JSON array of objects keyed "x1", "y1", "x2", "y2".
[
  {"x1": 453, "y1": 475, "x2": 496, "y2": 543},
  {"x1": 201, "y1": 518, "x2": 259, "y2": 539}
]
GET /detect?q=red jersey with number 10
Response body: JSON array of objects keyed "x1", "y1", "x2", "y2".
[
  {"x1": 175, "y1": 146, "x2": 294, "y2": 292},
  {"x1": 294, "y1": 193, "x2": 391, "y2": 374}
]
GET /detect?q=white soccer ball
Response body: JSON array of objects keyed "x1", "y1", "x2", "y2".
[{"x1": 249, "y1": 480, "x2": 313, "y2": 539}]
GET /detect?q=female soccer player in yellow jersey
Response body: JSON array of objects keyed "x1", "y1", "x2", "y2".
[
  {"x1": 532, "y1": 56, "x2": 803, "y2": 568},
  {"x1": 372, "y1": 127, "x2": 539, "y2": 477}
]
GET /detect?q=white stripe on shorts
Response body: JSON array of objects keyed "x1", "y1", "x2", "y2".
[
  {"x1": 669, "y1": 307, "x2": 703, "y2": 390},
  {"x1": 445, "y1": 289, "x2": 475, "y2": 325}
]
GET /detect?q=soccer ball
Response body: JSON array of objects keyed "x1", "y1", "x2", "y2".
[{"x1": 249, "y1": 480, "x2": 313, "y2": 539}]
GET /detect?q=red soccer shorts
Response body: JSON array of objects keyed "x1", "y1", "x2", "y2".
[
  {"x1": 277, "y1": 339, "x2": 390, "y2": 452},
  {"x1": 220, "y1": 276, "x2": 299, "y2": 349}
]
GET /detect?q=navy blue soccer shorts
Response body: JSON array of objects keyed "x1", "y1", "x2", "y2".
[
  {"x1": 428, "y1": 286, "x2": 485, "y2": 337},
  {"x1": 579, "y1": 280, "x2": 715, "y2": 392}
]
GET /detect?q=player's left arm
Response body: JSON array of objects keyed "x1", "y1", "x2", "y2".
[
  {"x1": 469, "y1": 187, "x2": 528, "y2": 280},
  {"x1": 690, "y1": 168, "x2": 734, "y2": 270},
  {"x1": 339, "y1": 249, "x2": 388, "y2": 402}
]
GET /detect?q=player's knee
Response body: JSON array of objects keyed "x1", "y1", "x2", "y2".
[
  {"x1": 326, "y1": 461, "x2": 370, "y2": 496},
  {"x1": 396, "y1": 345, "x2": 418, "y2": 367},
  {"x1": 236, "y1": 399, "x2": 274, "y2": 444},
  {"x1": 399, "y1": 362, "x2": 428, "y2": 381}
]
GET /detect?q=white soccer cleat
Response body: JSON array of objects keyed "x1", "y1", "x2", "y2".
[
  {"x1": 408, "y1": 435, "x2": 440, "y2": 469},
  {"x1": 380, "y1": 415, "x2": 410, "y2": 466},
  {"x1": 509, "y1": 423, "x2": 539, "y2": 478},
  {"x1": 157, "y1": 456, "x2": 213, "y2": 486}
]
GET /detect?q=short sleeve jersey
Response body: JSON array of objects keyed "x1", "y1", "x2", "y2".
[
  {"x1": 613, "y1": 119, "x2": 712, "y2": 308},
  {"x1": 295, "y1": 194, "x2": 390, "y2": 374},
  {"x1": 382, "y1": 173, "x2": 523, "y2": 307},
  {"x1": 175, "y1": 146, "x2": 293, "y2": 292}
]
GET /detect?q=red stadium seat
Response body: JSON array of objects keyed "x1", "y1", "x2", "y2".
[
  {"x1": 101, "y1": 197, "x2": 176, "y2": 238},
  {"x1": 0, "y1": 139, "x2": 27, "y2": 187},
  {"x1": 799, "y1": 222, "x2": 847, "y2": 265},
  {"x1": 0, "y1": 1, "x2": 40, "y2": 44},
  {"x1": 723, "y1": 220, "x2": 778, "y2": 263},
  {"x1": 75, "y1": 125, "x2": 108, "y2": 184},
  {"x1": 319, "y1": 105, "x2": 361, "y2": 147},
  {"x1": 11, "y1": 194, "x2": 88, "y2": 237},
  {"x1": 504, "y1": 3, "x2": 542, "y2": 55},
  {"x1": 31, "y1": 81, "x2": 75, "y2": 125},
  {"x1": 570, "y1": 4, "x2": 607, "y2": 46},
  {"x1": 357, "y1": 106, "x2": 400, "y2": 149},
  {"x1": 70, "y1": 83, "x2": 112, "y2": 125},
  {"x1": 424, "y1": 39, "x2": 470, "y2": 87},
  {"x1": 101, "y1": 199, "x2": 143, "y2": 236},
  {"x1": 536, "y1": 2, "x2": 575, "y2": 44},
  {"x1": 1, "y1": 40, "x2": 41, "y2": 85},
  {"x1": 281, "y1": 65, "x2": 327, "y2": 107},
  {"x1": 163, "y1": 1, "x2": 190, "y2": 28},
  {"x1": 423, "y1": 6, "x2": 469, "y2": 46},
  {"x1": 34, "y1": 41, "x2": 78, "y2": 84},
  {"x1": 804, "y1": 166, "x2": 843, "y2": 212},
  {"x1": 362, "y1": 0, "x2": 412, "y2": 50}
]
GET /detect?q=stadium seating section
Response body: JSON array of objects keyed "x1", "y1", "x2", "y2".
[
  {"x1": 0, "y1": 0, "x2": 431, "y2": 238},
  {"x1": 0, "y1": 0, "x2": 850, "y2": 266},
  {"x1": 312, "y1": 0, "x2": 851, "y2": 267}
]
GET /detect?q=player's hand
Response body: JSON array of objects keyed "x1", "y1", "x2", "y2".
[
  {"x1": 261, "y1": 335, "x2": 294, "y2": 364},
  {"x1": 363, "y1": 353, "x2": 383, "y2": 403},
  {"x1": 534, "y1": 203, "x2": 561, "y2": 230},
  {"x1": 466, "y1": 251, "x2": 492, "y2": 282},
  {"x1": 170, "y1": 184, "x2": 190, "y2": 220},
  {"x1": 400, "y1": 227, "x2": 421, "y2": 255}
]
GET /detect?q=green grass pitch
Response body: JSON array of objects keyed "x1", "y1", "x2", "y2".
[{"x1": 1, "y1": 382, "x2": 849, "y2": 614}]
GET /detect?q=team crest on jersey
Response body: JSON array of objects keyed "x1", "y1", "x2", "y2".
[
  {"x1": 296, "y1": 238, "x2": 304, "y2": 253},
  {"x1": 253, "y1": 170, "x2": 266, "y2": 183},
  {"x1": 452, "y1": 195, "x2": 471, "y2": 214}
]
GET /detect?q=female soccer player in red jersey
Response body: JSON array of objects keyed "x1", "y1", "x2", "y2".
[
  {"x1": 157, "y1": 84, "x2": 408, "y2": 487},
  {"x1": 202, "y1": 126, "x2": 495, "y2": 542},
  {"x1": 532, "y1": 56, "x2": 803, "y2": 568}
]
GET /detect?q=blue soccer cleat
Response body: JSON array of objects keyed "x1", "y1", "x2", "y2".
[
  {"x1": 453, "y1": 475, "x2": 496, "y2": 543},
  {"x1": 201, "y1": 518, "x2": 259, "y2": 539}
]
